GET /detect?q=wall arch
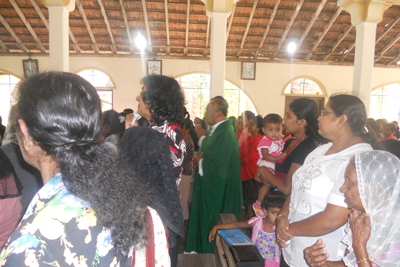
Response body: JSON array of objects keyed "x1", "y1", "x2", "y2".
[
  {"x1": 281, "y1": 75, "x2": 327, "y2": 97},
  {"x1": 75, "y1": 67, "x2": 117, "y2": 89},
  {"x1": 174, "y1": 72, "x2": 258, "y2": 117}
]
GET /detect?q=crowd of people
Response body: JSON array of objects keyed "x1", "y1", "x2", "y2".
[{"x1": 0, "y1": 71, "x2": 400, "y2": 267}]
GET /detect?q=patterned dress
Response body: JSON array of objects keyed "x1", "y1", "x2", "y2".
[
  {"x1": 0, "y1": 174, "x2": 169, "y2": 267},
  {"x1": 248, "y1": 217, "x2": 280, "y2": 267}
]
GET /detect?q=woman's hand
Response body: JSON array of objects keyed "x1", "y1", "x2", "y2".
[
  {"x1": 276, "y1": 216, "x2": 293, "y2": 248},
  {"x1": 349, "y1": 210, "x2": 371, "y2": 254},
  {"x1": 125, "y1": 114, "x2": 138, "y2": 129},
  {"x1": 304, "y1": 239, "x2": 330, "y2": 267},
  {"x1": 208, "y1": 226, "x2": 218, "y2": 242},
  {"x1": 254, "y1": 167, "x2": 270, "y2": 184}
]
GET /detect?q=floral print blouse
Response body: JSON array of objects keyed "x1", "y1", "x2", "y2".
[{"x1": 0, "y1": 173, "x2": 130, "y2": 267}]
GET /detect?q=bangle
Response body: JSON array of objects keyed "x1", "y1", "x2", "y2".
[
  {"x1": 356, "y1": 258, "x2": 371, "y2": 265},
  {"x1": 276, "y1": 214, "x2": 287, "y2": 220}
]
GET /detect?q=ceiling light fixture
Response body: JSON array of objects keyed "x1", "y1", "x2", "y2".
[
  {"x1": 287, "y1": 42, "x2": 296, "y2": 54},
  {"x1": 134, "y1": 33, "x2": 147, "y2": 51}
]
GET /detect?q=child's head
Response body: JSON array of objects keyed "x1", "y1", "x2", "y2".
[
  {"x1": 383, "y1": 123, "x2": 396, "y2": 138},
  {"x1": 235, "y1": 116, "x2": 244, "y2": 132},
  {"x1": 262, "y1": 114, "x2": 283, "y2": 141},
  {"x1": 261, "y1": 187, "x2": 286, "y2": 225},
  {"x1": 248, "y1": 115, "x2": 264, "y2": 136}
]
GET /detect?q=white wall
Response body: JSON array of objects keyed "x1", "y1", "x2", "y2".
[{"x1": 1, "y1": 55, "x2": 400, "y2": 117}]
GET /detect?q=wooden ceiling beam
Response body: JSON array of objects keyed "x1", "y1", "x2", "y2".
[
  {"x1": 30, "y1": 0, "x2": 81, "y2": 53},
  {"x1": 375, "y1": 31, "x2": 400, "y2": 61},
  {"x1": 164, "y1": 0, "x2": 170, "y2": 55},
  {"x1": 98, "y1": 0, "x2": 117, "y2": 54},
  {"x1": 236, "y1": 0, "x2": 259, "y2": 57},
  {"x1": 322, "y1": 24, "x2": 353, "y2": 61},
  {"x1": 272, "y1": 0, "x2": 305, "y2": 59},
  {"x1": 141, "y1": 0, "x2": 153, "y2": 54},
  {"x1": 185, "y1": 0, "x2": 190, "y2": 55},
  {"x1": 305, "y1": 6, "x2": 342, "y2": 60},
  {"x1": 226, "y1": 3, "x2": 237, "y2": 45},
  {"x1": 386, "y1": 54, "x2": 400, "y2": 66},
  {"x1": 76, "y1": 0, "x2": 99, "y2": 53},
  {"x1": 0, "y1": 39, "x2": 10, "y2": 53},
  {"x1": 0, "y1": 13, "x2": 29, "y2": 53},
  {"x1": 376, "y1": 13, "x2": 400, "y2": 44},
  {"x1": 298, "y1": 0, "x2": 327, "y2": 46},
  {"x1": 10, "y1": 0, "x2": 46, "y2": 53},
  {"x1": 205, "y1": 17, "x2": 210, "y2": 56},
  {"x1": 119, "y1": 0, "x2": 135, "y2": 55},
  {"x1": 257, "y1": 0, "x2": 281, "y2": 51},
  {"x1": 339, "y1": 42, "x2": 355, "y2": 62}
]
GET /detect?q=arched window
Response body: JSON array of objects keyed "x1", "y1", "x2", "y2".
[
  {"x1": 370, "y1": 83, "x2": 400, "y2": 123},
  {"x1": 77, "y1": 69, "x2": 115, "y2": 111},
  {"x1": 0, "y1": 72, "x2": 20, "y2": 126},
  {"x1": 284, "y1": 78, "x2": 324, "y2": 95},
  {"x1": 176, "y1": 73, "x2": 257, "y2": 118}
]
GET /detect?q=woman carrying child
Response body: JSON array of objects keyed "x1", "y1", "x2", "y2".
[
  {"x1": 208, "y1": 188, "x2": 286, "y2": 267},
  {"x1": 240, "y1": 115, "x2": 264, "y2": 219}
]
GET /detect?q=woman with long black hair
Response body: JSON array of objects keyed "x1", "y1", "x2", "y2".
[{"x1": 0, "y1": 72, "x2": 169, "y2": 267}]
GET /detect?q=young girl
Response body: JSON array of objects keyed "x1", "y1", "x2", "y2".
[
  {"x1": 208, "y1": 188, "x2": 286, "y2": 267},
  {"x1": 253, "y1": 114, "x2": 286, "y2": 217}
]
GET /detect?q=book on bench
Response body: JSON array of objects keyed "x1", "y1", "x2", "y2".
[{"x1": 218, "y1": 229, "x2": 253, "y2": 246}]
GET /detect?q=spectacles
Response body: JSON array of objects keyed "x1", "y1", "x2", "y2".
[{"x1": 320, "y1": 110, "x2": 335, "y2": 116}]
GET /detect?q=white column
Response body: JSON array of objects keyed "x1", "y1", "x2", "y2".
[
  {"x1": 48, "y1": 5, "x2": 70, "y2": 71},
  {"x1": 352, "y1": 22, "x2": 377, "y2": 112},
  {"x1": 209, "y1": 12, "x2": 228, "y2": 99}
]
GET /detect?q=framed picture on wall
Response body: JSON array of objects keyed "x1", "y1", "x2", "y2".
[
  {"x1": 147, "y1": 60, "x2": 162, "y2": 75},
  {"x1": 241, "y1": 62, "x2": 256, "y2": 80},
  {"x1": 23, "y1": 59, "x2": 39, "y2": 78}
]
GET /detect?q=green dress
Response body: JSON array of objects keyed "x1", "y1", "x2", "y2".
[{"x1": 185, "y1": 120, "x2": 242, "y2": 253}]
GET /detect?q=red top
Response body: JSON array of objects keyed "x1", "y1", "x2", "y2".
[
  {"x1": 236, "y1": 130, "x2": 243, "y2": 140},
  {"x1": 383, "y1": 134, "x2": 398, "y2": 140},
  {"x1": 240, "y1": 134, "x2": 263, "y2": 182}
]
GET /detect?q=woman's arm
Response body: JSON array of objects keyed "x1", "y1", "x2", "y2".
[
  {"x1": 275, "y1": 194, "x2": 292, "y2": 247},
  {"x1": 208, "y1": 221, "x2": 252, "y2": 242},
  {"x1": 261, "y1": 148, "x2": 287, "y2": 162},
  {"x1": 350, "y1": 210, "x2": 373, "y2": 267},
  {"x1": 288, "y1": 204, "x2": 350, "y2": 237},
  {"x1": 255, "y1": 163, "x2": 301, "y2": 195}
]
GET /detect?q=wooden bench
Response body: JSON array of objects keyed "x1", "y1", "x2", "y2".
[
  {"x1": 214, "y1": 213, "x2": 238, "y2": 267},
  {"x1": 177, "y1": 254, "x2": 216, "y2": 267}
]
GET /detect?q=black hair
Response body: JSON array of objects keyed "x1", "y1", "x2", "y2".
[
  {"x1": 183, "y1": 112, "x2": 199, "y2": 151},
  {"x1": 123, "y1": 108, "x2": 134, "y2": 114},
  {"x1": 243, "y1": 110, "x2": 255, "y2": 121},
  {"x1": 384, "y1": 123, "x2": 396, "y2": 132},
  {"x1": 329, "y1": 94, "x2": 367, "y2": 136},
  {"x1": 142, "y1": 75, "x2": 185, "y2": 127},
  {"x1": 263, "y1": 113, "x2": 283, "y2": 126},
  {"x1": 365, "y1": 119, "x2": 380, "y2": 133},
  {"x1": 197, "y1": 119, "x2": 206, "y2": 130},
  {"x1": 211, "y1": 96, "x2": 228, "y2": 116},
  {"x1": 377, "y1": 139, "x2": 400, "y2": 159},
  {"x1": 138, "y1": 117, "x2": 150, "y2": 127},
  {"x1": 289, "y1": 98, "x2": 324, "y2": 143},
  {"x1": 261, "y1": 187, "x2": 286, "y2": 210},
  {"x1": 228, "y1": 116, "x2": 236, "y2": 128},
  {"x1": 12, "y1": 72, "x2": 147, "y2": 261},
  {"x1": 103, "y1": 109, "x2": 125, "y2": 138},
  {"x1": 252, "y1": 115, "x2": 264, "y2": 135}
]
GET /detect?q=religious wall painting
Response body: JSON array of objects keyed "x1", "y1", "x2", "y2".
[
  {"x1": 23, "y1": 59, "x2": 39, "y2": 78},
  {"x1": 147, "y1": 60, "x2": 162, "y2": 75},
  {"x1": 241, "y1": 62, "x2": 256, "y2": 80}
]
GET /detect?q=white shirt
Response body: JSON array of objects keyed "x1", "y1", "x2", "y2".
[
  {"x1": 283, "y1": 142, "x2": 373, "y2": 267},
  {"x1": 198, "y1": 119, "x2": 227, "y2": 176}
]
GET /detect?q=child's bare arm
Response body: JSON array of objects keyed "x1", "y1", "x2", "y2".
[
  {"x1": 208, "y1": 221, "x2": 252, "y2": 242},
  {"x1": 261, "y1": 148, "x2": 287, "y2": 162}
]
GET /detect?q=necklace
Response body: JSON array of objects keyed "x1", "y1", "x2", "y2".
[{"x1": 284, "y1": 135, "x2": 308, "y2": 156}]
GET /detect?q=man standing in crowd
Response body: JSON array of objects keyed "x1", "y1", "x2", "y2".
[{"x1": 185, "y1": 96, "x2": 242, "y2": 254}]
